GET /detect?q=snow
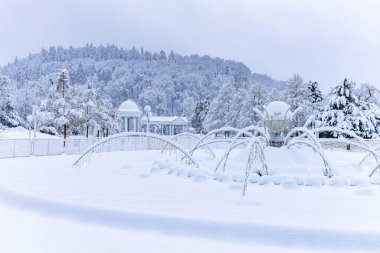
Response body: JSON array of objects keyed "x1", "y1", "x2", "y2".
[
  {"x1": 264, "y1": 101, "x2": 291, "y2": 119},
  {"x1": 0, "y1": 126, "x2": 60, "y2": 139},
  {"x1": 149, "y1": 116, "x2": 188, "y2": 123},
  {"x1": 0, "y1": 147, "x2": 380, "y2": 252}
]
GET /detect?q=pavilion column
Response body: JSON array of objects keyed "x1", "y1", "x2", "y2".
[
  {"x1": 134, "y1": 118, "x2": 137, "y2": 132},
  {"x1": 126, "y1": 117, "x2": 129, "y2": 132}
]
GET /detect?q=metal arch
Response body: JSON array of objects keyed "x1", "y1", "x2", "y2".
[
  {"x1": 242, "y1": 138, "x2": 269, "y2": 196},
  {"x1": 287, "y1": 140, "x2": 333, "y2": 177},
  {"x1": 311, "y1": 127, "x2": 372, "y2": 149},
  {"x1": 189, "y1": 126, "x2": 240, "y2": 156},
  {"x1": 215, "y1": 126, "x2": 269, "y2": 172},
  {"x1": 240, "y1": 125, "x2": 269, "y2": 144},
  {"x1": 360, "y1": 144, "x2": 380, "y2": 168},
  {"x1": 310, "y1": 127, "x2": 380, "y2": 173},
  {"x1": 369, "y1": 163, "x2": 380, "y2": 177},
  {"x1": 161, "y1": 132, "x2": 215, "y2": 158},
  {"x1": 285, "y1": 127, "x2": 321, "y2": 148},
  {"x1": 286, "y1": 126, "x2": 380, "y2": 177},
  {"x1": 196, "y1": 135, "x2": 267, "y2": 150},
  {"x1": 214, "y1": 139, "x2": 251, "y2": 172},
  {"x1": 73, "y1": 132, "x2": 198, "y2": 167}
]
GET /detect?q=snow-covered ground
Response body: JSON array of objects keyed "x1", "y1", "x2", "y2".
[
  {"x1": 0, "y1": 147, "x2": 379, "y2": 252},
  {"x1": 0, "y1": 126, "x2": 60, "y2": 139}
]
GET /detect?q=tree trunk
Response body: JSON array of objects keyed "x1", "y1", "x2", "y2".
[
  {"x1": 86, "y1": 125, "x2": 89, "y2": 138},
  {"x1": 63, "y1": 124, "x2": 67, "y2": 146}
]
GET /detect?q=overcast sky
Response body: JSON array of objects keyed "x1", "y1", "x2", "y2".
[{"x1": 1, "y1": 0, "x2": 379, "y2": 91}]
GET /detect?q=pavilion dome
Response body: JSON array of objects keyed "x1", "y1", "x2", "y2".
[{"x1": 118, "y1": 99, "x2": 142, "y2": 117}]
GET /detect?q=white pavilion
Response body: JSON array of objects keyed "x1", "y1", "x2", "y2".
[{"x1": 117, "y1": 99, "x2": 188, "y2": 135}]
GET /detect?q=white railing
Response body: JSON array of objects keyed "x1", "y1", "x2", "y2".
[
  {"x1": 2, "y1": 134, "x2": 380, "y2": 159},
  {"x1": 0, "y1": 138, "x2": 103, "y2": 158},
  {"x1": 0, "y1": 135, "x2": 241, "y2": 159}
]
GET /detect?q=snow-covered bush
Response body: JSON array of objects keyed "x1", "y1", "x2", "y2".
[
  {"x1": 315, "y1": 79, "x2": 379, "y2": 139},
  {"x1": 0, "y1": 75, "x2": 23, "y2": 128}
]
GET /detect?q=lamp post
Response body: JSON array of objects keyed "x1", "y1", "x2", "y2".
[
  {"x1": 32, "y1": 105, "x2": 38, "y2": 139},
  {"x1": 27, "y1": 115, "x2": 33, "y2": 139},
  {"x1": 143, "y1": 105, "x2": 152, "y2": 133}
]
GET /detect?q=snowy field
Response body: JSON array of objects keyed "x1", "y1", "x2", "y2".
[{"x1": 0, "y1": 147, "x2": 380, "y2": 253}]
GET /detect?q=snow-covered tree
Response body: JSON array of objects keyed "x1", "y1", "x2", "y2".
[
  {"x1": 308, "y1": 81, "x2": 323, "y2": 105},
  {"x1": 81, "y1": 81, "x2": 100, "y2": 137},
  {"x1": 81, "y1": 81, "x2": 119, "y2": 137},
  {"x1": 357, "y1": 83, "x2": 380, "y2": 136},
  {"x1": 357, "y1": 83, "x2": 380, "y2": 105},
  {"x1": 191, "y1": 97, "x2": 210, "y2": 133},
  {"x1": 203, "y1": 80, "x2": 237, "y2": 131},
  {"x1": 1, "y1": 44, "x2": 279, "y2": 118},
  {"x1": 238, "y1": 83, "x2": 267, "y2": 128},
  {"x1": 284, "y1": 74, "x2": 312, "y2": 126},
  {"x1": 0, "y1": 75, "x2": 23, "y2": 128},
  {"x1": 315, "y1": 78, "x2": 376, "y2": 138},
  {"x1": 38, "y1": 69, "x2": 84, "y2": 137}
]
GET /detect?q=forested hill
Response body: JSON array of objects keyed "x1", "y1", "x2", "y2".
[{"x1": 0, "y1": 44, "x2": 283, "y2": 117}]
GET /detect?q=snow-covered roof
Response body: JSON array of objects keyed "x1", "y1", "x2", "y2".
[
  {"x1": 264, "y1": 101, "x2": 291, "y2": 120},
  {"x1": 148, "y1": 116, "x2": 188, "y2": 125},
  {"x1": 118, "y1": 99, "x2": 142, "y2": 117}
]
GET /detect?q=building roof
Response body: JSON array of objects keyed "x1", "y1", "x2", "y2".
[
  {"x1": 149, "y1": 116, "x2": 188, "y2": 125},
  {"x1": 118, "y1": 99, "x2": 142, "y2": 117}
]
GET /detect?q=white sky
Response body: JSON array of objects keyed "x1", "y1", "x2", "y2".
[{"x1": 1, "y1": 0, "x2": 380, "y2": 90}]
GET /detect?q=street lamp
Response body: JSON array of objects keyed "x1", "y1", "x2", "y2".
[
  {"x1": 32, "y1": 105, "x2": 38, "y2": 138},
  {"x1": 26, "y1": 115, "x2": 33, "y2": 138},
  {"x1": 143, "y1": 105, "x2": 152, "y2": 133}
]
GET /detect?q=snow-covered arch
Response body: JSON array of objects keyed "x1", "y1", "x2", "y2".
[
  {"x1": 284, "y1": 126, "x2": 380, "y2": 177},
  {"x1": 189, "y1": 127, "x2": 240, "y2": 156},
  {"x1": 161, "y1": 132, "x2": 215, "y2": 158},
  {"x1": 311, "y1": 127, "x2": 373, "y2": 150},
  {"x1": 309, "y1": 127, "x2": 380, "y2": 175},
  {"x1": 242, "y1": 138, "x2": 268, "y2": 196},
  {"x1": 360, "y1": 144, "x2": 380, "y2": 172},
  {"x1": 287, "y1": 140, "x2": 333, "y2": 177},
  {"x1": 214, "y1": 126, "x2": 269, "y2": 172},
  {"x1": 73, "y1": 132, "x2": 198, "y2": 167},
  {"x1": 285, "y1": 127, "x2": 325, "y2": 148},
  {"x1": 190, "y1": 126, "x2": 268, "y2": 157}
]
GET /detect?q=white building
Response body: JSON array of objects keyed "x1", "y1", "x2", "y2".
[{"x1": 117, "y1": 99, "x2": 188, "y2": 135}]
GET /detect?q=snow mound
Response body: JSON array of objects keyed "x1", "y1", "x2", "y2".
[
  {"x1": 328, "y1": 177, "x2": 348, "y2": 187},
  {"x1": 281, "y1": 178, "x2": 298, "y2": 189},
  {"x1": 348, "y1": 177, "x2": 370, "y2": 187},
  {"x1": 0, "y1": 126, "x2": 60, "y2": 139},
  {"x1": 304, "y1": 177, "x2": 322, "y2": 187},
  {"x1": 258, "y1": 175, "x2": 272, "y2": 185}
]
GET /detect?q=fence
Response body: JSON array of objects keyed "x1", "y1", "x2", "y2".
[
  {"x1": 0, "y1": 138, "x2": 103, "y2": 158},
  {"x1": 2, "y1": 135, "x2": 380, "y2": 159},
  {"x1": 318, "y1": 138, "x2": 380, "y2": 152},
  {"x1": 0, "y1": 135, "x2": 241, "y2": 159}
]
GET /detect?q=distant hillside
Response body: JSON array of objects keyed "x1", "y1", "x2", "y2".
[{"x1": 0, "y1": 44, "x2": 283, "y2": 117}]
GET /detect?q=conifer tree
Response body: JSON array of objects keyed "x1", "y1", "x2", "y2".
[{"x1": 0, "y1": 75, "x2": 23, "y2": 128}]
